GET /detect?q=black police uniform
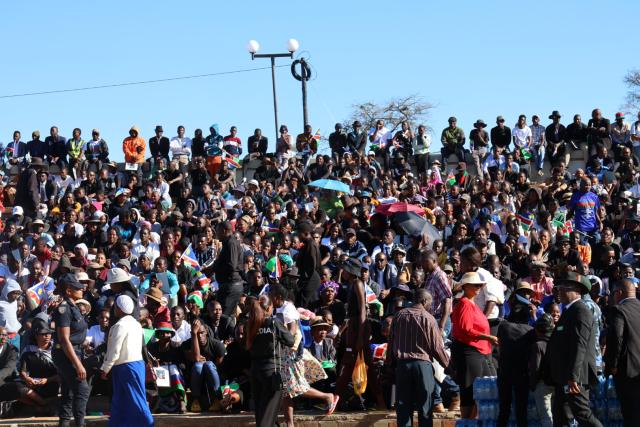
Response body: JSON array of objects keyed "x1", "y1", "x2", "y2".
[{"x1": 53, "y1": 297, "x2": 89, "y2": 427}]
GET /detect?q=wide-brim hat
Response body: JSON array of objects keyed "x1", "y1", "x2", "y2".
[
  {"x1": 104, "y1": 267, "x2": 132, "y2": 284},
  {"x1": 341, "y1": 258, "x2": 363, "y2": 278},
  {"x1": 390, "y1": 284, "x2": 413, "y2": 298},
  {"x1": 30, "y1": 157, "x2": 46, "y2": 168},
  {"x1": 145, "y1": 287, "x2": 165, "y2": 304},
  {"x1": 460, "y1": 271, "x2": 486, "y2": 286},
  {"x1": 310, "y1": 319, "x2": 332, "y2": 331},
  {"x1": 555, "y1": 271, "x2": 591, "y2": 294},
  {"x1": 76, "y1": 299, "x2": 92, "y2": 311},
  {"x1": 155, "y1": 322, "x2": 175, "y2": 336},
  {"x1": 515, "y1": 281, "x2": 534, "y2": 294},
  {"x1": 474, "y1": 119, "x2": 487, "y2": 128},
  {"x1": 548, "y1": 111, "x2": 562, "y2": 119},
  {"x1": 29, "y1": 219, "x2": 50, "y2": 232}
]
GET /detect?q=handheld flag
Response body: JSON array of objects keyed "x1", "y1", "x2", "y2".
[
  {"x1": 26, "y1": 281, "x2": 47, "y2": 308},
  {"x1": 370, "y1": 343, "x2": 388, "y2": 361},
  {"x1": 516, "y1": 214, "x2": 534, "y2": 232},
  {"x1": 520, "y1": 147, "x2": 532, "y2": 161},
  {"x1": 180, "y1": 244, "x2": 200, "y2": 269},
  {"x1": 220, "y1": 381, "x2": 240, "y2": 397},
  {"x1": 446, "y1": 172, "x2": 456, "y2": 186},
  {"x1": 312, "y1": 130, "x2": 321, "y2": 141},
  {"x1": 266, "y1": 251, "x2": 282, "y2": 279}
]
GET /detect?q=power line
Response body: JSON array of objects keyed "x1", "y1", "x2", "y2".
[{"x1": 0, "y1": 64, "x2": 290, "y2": 99}]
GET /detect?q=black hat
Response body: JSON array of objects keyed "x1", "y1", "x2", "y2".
[
  {"x1": 473, "y1": 119, "x2": 487, "y2": 128},
  {"x1": 548, "y1": 111, "x2": 561, "y2": 119},
  {"x1": 155, "y1": 125, "x2": 164, "y2": 132},
  {"x1": 352, "y1": 121, "x2": 362, "y2": 127},
  {"x1": 390, "y1": 284, "x2": 413, "y2": 298},
  {"x1": 30, "y1": 157, "x2": 46, "y2": 168},
  {"x1": 59, "y1": 273, "x2": 84, "y2": 290},
  {"x1": 341, "y1": 258, "x2": 363, "y2": 278},
  {"x1": 555, "y1": 271, "x2": 591, "y2": 294}
]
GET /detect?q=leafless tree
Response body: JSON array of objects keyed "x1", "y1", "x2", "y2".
[
  {"x1": 623, "y1": 69, "x2": 640, "y2": 112},
  {"x1": 343, "y1": 94, "x2": 435, "y2": 133}
]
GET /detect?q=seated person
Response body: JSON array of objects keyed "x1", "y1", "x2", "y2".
[
  {"x1": 308, "y1": 318, "x2": 337, "y2": 393},
  {"x1": 182, "y1": 319, "x2": 226, "y2": 412},
  {"x1": 219, "y1": 322, "x2": 251, "y2": 413},
  {"x1": 147, "y1": 322, "x2": 188, "y2": 413}
]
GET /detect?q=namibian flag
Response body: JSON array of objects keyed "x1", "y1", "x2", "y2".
[
  {"x1": 26, "y1": 281, "x2": 47, "y2": 307},
  {"x1": 266, "y1": 252, "x2": 282, "y2": 279},
  {"x1": 516, "y1": 214, "x2": 534, "y2": 232},
  {"x1": 312, "y1": 130, "x2": 321, "y2": 141},
  {"x1": 370, "y1": 343, "x2": 388, "y2": 360},
  {"x1": 158, "y1": 364, "x2": 187, "y2": 403},
  {"x1": 180, "y1": 244, "x2": 200, "y2": 269},
  {"x1": 365, "y1": 284, "x2": 377, "y2": 304}
]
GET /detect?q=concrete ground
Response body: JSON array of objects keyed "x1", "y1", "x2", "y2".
[{"x1": 0, "y1": 410, "x2": 460, "y2": 427}]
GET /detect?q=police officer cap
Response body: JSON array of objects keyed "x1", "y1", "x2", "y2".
[{"x1": 59, "y1": 273, "x2": 84, "y2": 290}]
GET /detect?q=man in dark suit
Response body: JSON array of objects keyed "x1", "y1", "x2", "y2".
[
  {"x1": 247, "y1": 128, "x2": 268, "y2": 159},
  {"x1": 605, "y1": 279, "x2": 640, "y2": 427},
  {"x1": 16, "y1": 157, "x2": 47, "y2": 220},
  {"x1": 0, "y1": 325, "x2": 19, "y2": 415},
  {"x1": 202, "y1": 300, "x2": 235, "y2": 343},
  {"x1": 547, "y1": 272, "x2": 602, "y2": 427}
]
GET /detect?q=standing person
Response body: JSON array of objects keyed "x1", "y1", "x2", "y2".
[
  {"x1": 246, "y1": 295, "x2": 294, "y2": 427},
  {"x1": 469, "y1": 119, "x2": 489, "y2": 180},
  {"x1": 530, "y1": 115, "x2": 547, "y2": 176},
  {"x1": 334, "y1": 258, "x2": 386, "y2": 409},
  {"x1": 387, "y1": 288, "x2": 450, "y2": 427},
  {"x1": 53, "y1": 273, "x2": 90, "y2": 427},
  {"x1": 16, "y1": 157, "x2": 46, "y2": 220},
  {"x1": 100, "y1": 295, "x2": 153, "y2": 427},
  {"x1": 421, "y1": 249, "x2": 452, "y2": 335},
  {"x1": 122, "y1": 125, "x2": 146, "y2": 165},
  {"x1": 496, "y1": 299, "x2": 534, "y2": 427},
  {"x1": 149, "y1": 125, "x2": 170, "y2": 163},
  {"x1": 212, "y1": 222, "x2": 244, "y2": 317},
  {"x1": 529, "y1": 314, "x2": 556, "y2": 427},
  {"x1": 413, "y1": 124, "x2": 431, "y2": 176},
  {"x1": 169, "y1": 125, "x2": 192, "y2": 165},
  {"x1": 605, "y1": 279, "x2": 640, "y2": 426},
  {"x1": 295, "y1": 221, "x2": 322, "y2": 308},
  {"x1": 546, "y1": 272, "x2": 602, "y2": 427},
  {"x1": 450, "y1": 272, "x2": 498, "y2": 420}
]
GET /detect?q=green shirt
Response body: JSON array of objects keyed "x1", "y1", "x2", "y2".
[{"x1": 440, "y1": 127, "x2": 465, "y2": 146}]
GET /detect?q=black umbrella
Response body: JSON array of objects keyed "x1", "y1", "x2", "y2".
[{"x1": 394, "y1": 211, "x2": 428, "y2": 236}]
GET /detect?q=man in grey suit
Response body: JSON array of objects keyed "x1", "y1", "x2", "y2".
[
  {"x1": 605, "y1": 279, "x2": 640, "y2": 427},
  {"x1": 546, "y1": 272, "x2": 602, "y2": 427}
]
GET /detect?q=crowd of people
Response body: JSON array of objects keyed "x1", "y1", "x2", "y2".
[{"x1": 0, "y1": 110, "x2": 638, "y2": 427}]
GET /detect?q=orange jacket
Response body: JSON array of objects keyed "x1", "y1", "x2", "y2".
[{"x1": 123, "y1": 125, "x2": 146, "y2": 163}]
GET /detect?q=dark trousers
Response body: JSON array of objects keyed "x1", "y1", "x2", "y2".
[
  {"x1": 251, "y1": 368, "x2": 281, "y2": 427},
  {"x1": 552, "y1": 384, "x2": 602, "y2": 427},
  {"x1": 53, "y1": 349, "x2": 90, "y2": 427},
  {"x1": 296, "y1": 272, "x2": 320, "y2": 308},
  {"x1": 414, "y1": 153, "x2": 430, "y2": 176},
  {"x1": 615, "y1": 374, "x2": 640, "y2": 427},
  {"x1": 497, "y1": 377, "x2": 528, "y2": 427},
  {"x1": 396, "y1": 360, "x2": 435, "y2": 427},
  {"x1": 217, "y1": 281, "x2": 243, "y2": 317},
  {"x1": 441, "y1": 145, "x2": 465, "y2": 164}
]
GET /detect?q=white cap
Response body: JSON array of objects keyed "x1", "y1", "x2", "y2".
[
  {"x1": 12, "y1": 206, "x2": 24, "y2": 216},
  {"x1": 248, "y1": 179, "x2": 259, "y2": 188},
  {"x1": 115, "y1": 294, "x2": 135, "y2": 315}
]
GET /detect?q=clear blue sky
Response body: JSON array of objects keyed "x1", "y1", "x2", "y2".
[{"x1": 1, "y1": 0, "x2": 638, "y2": 162}]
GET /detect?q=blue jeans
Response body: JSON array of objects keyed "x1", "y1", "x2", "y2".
[
  {"x1": 534, "y1": 144, "x2": 545, "y2": 170},
  {"x1": 190, "y1": 361, "x2": 220, "y2": 407}
]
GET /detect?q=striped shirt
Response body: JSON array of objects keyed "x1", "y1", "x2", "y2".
[
  {"x1": 423, "y1": 266, "x2": 452, "y2": 319},
  {"x1": 531, "y1": 124, "x2": 546, "y2": 145},
  {"x1": 387, "y1": 305, "x2": 450, "y2": 365}
]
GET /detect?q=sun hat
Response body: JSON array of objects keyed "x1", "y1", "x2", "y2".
[
  {"x1": 155, "y1": 322, "x2": 176, "y2": 336},
  {"x1": 460, "y1": 271, "x2": 486, "y2": 286},
  {"x1": 104, "y1": 268, "x2": 132, "y2": 284},
  {"x1": 145, "y1": 287, "x2": 165, "y2": 305}
]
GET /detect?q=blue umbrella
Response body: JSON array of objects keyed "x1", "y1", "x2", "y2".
[{"x1": 307, "y1": 179, "x2": 352, "y2": 194}]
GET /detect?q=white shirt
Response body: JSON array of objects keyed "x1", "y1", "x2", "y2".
[
  {"x1": 169, "y1": 136, "x2": 192, "y2": 158},
  {"x1": 512, "y1": 125, "x2": 532, "y2": 148},
  {"x1": 85, "y1": 325, "x2": 106, "y2": 348},
  {"x1": 131, "y1": 241, "x2": 160, "y2": 264},
  {"x1": 54, "y1": 175, "x2": 74, "y2": 197},
  {"x1": 56, "y1": 222, "x2": 84, "y2": 237},
  {"x1": 171, "y1": 321, "x2": 192, "y2": 347},
  {"x1": 101, "y1": 315, "x2": 144, "y2": 373},
  {"x1": 371, "y1": 243, "x2": 395, "y2": 260},
  {"x1": 474, "y1": 267, "x2": 505, "y2": 320},
  {"x1": 631, "y1": 120, "x2": 640, "y2": 147},
  {"x1": 369, "y1": 127, "x2": 392, "y2": 149}
]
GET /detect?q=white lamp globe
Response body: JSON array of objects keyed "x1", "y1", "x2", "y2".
[
  {"x1": 286, "y1": 38, "x2": 300, "y2": 53},
  {"x1": 247, "y1": 40, "x2": 260, "y2": 54}
]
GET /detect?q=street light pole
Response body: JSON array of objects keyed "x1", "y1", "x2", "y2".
[{"x1": 247, "y1": 39, "x2": 299, "y2": 149}]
